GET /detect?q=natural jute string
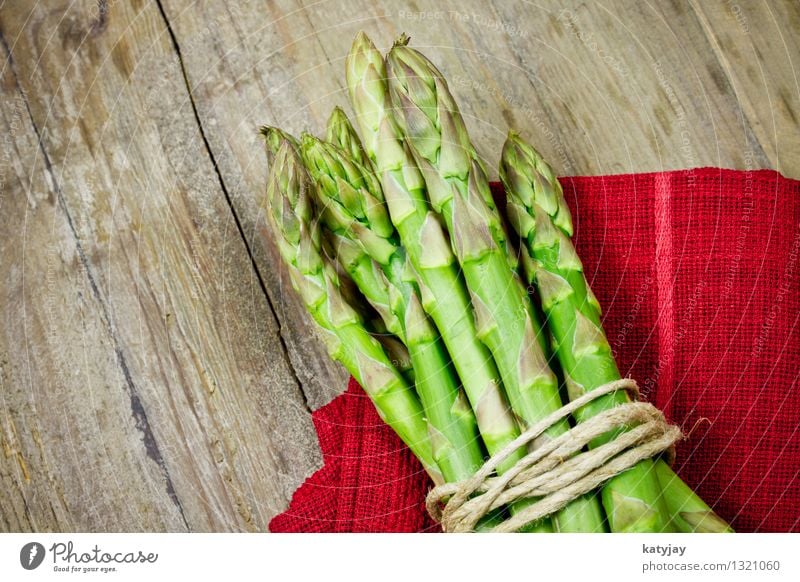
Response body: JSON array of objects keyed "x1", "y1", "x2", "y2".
[{"x1": 426, "y1": 379, "x2": 682, "y2": 532}]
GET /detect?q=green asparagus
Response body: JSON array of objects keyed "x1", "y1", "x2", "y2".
[
  {"x1": 500, "y1": 130, "x2": 732, "y2": 532},
  {"x1": 345, "y1": 32, "x2": 524, "y2": 478},
  {"x1": 302, "y1": 126, "x2": 485, "y2": 483},
  {"x1": 386, "y1": 36, "x2": 605, "y2": 532},
  {"x1": 257, "y1": 31, "x2": 734, "y2": 534},
  {"x1": 262, "y1": 138, "x2": 442, "y2": 485}
]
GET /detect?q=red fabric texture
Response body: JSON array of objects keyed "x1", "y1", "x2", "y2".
[{"x1": 269, "y1": 168, "x2": 800, "y2": 533}]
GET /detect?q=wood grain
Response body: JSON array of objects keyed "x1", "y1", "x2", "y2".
[
  {"x1": 0, "y1": 0, "x2": 320, "y2": 532},
  {"x1": 1, "y1": 0, "x2": 798, "y2": 531}
]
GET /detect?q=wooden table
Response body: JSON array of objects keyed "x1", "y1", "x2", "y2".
[{"x1": 1, "y1": 0, "x2": 797, "y2": 532}]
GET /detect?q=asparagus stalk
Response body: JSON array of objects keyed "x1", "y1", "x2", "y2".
[
  {"x1": 375, "y1": 331, "x2": 415, "y2": 384},
  {"x1": 261, "y1": 139, "x2": 442, "y2": 485},
  {"x1": 654, "y1": 461, "x2": 733, "y2": 532},
  {"x1": 328, "y1": 233, "x2": 420, "y2": 385},
  {"x1": 500, "y1": 131, "x2": 732, "y2": 532},
  {"x1": 385, "y1": 36, "x2": 605, "y2": 532},
  {"x1": 344, "y1": 33, "x2": 525, "y2": 479},
  {"x1": 301, "y1": 127, "x2": 485, "y2": 483}
]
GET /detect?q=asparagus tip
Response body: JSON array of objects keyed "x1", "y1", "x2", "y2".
[
  {"x1": 329, "y1": 105, "x2": 347, "y2": 120},
  {"x1": 299, "y1": 130, "x2": 316, "y2": 147},
  {"x1": 393, "y1": 33, "x2": 411, "y2": 48},
  {"x1": 351, "y1": 30, "x2": 378, "y2": 56},
  {"x1": 261, "y1": 126, "x2": 299, "y2": 157}
]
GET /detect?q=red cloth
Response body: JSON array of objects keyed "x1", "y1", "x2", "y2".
[{"x1": 270, "y1": 168, "x2": 800, "y2": 533}]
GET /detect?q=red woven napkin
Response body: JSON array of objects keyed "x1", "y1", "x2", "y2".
[{"x1": 269, "y1": 168, "x2": 800, "y2": 533}]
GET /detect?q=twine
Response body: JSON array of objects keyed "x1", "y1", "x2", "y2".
[{"x1": 426, "y1": 379, "x2": 682, "y2": 533}]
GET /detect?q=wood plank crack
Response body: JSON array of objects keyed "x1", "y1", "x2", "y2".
[{"x1": 153, "y1": 0, "x2": 313, "y2": 416}]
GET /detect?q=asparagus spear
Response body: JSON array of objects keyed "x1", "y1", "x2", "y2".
[
  {"x1": 344, "y1": 33, "x2": 525, "y2": 479},
  {"x1": 261, "y1": 139, "x2": 442, "y2": 485},
  {"x1": 385, "y1": 36, "x2": 605, "y2": 532},
  {"x1": 301, "y1": 127, "x2": 485, "y2": 483},
  {"x1": 500, "y1": 131, "x2": 732, "y2": 532},
  {"x1": 262, "y1": 127, "x2": 419, "y2": 372}
]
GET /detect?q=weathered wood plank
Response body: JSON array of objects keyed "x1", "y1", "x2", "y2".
[
  {"x1": 0, "y1": 69, "x2": 187, "y2": 532},
  {"x1": 0, "y1": 0, "x2": 319, "y2": 532},
  {"x1": 157, "y1": 0, "x2": 797, "y2": 206},
  {"x1": 2, "y1": 0, "x2": 798, "y2": 531},
  {"x1": 689, "y1": 0, "x2": 800, "y2": 178}
]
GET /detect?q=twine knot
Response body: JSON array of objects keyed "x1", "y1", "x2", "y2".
[{"x1": 426, "y1": 379, "x2": 682, "y2": 533}]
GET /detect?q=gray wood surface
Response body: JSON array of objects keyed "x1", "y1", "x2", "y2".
[{"x1": 1, "y1": 0, "x2": 798, "y2": 532}]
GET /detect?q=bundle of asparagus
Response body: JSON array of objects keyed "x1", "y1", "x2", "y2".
[{"x1": 258, "y1": 32, "x2": 732, "y2": 533}]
